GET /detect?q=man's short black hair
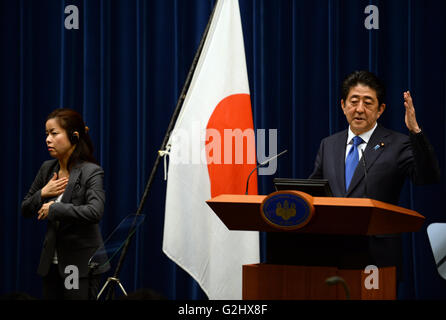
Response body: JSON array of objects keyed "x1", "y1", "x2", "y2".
[{"x1": 341, "y1": 70, "x2": 386, "y2": 106}]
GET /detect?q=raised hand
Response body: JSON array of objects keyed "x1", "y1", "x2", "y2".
[
  {"x1": 41, "y1": 172, "x2": 68, "y2": 198},
  {"x1": 404, "y1": 91, "x2": 421, "y2": 134}
]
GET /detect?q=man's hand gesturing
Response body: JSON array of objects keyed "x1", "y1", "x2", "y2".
[{"x1": 404, "y1": 91, "x2": 421, "y2": 134}]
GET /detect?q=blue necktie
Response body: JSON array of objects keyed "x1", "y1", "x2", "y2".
[{"x1": 345, "y1": 136, "x2": 363, "y2": 191}]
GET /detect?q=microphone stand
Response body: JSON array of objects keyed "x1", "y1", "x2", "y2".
[
  {"x1": 361, "y1": 149, "x2": 368, "y2": 198},
  {"x1": 101, "y1": 1, "x2": 220, "y2": 300},
  {"x1": 245, "y1": 150, "x2": 288, "y2": 195},
  {"x1": 325, "y1": 276, "x2": 351, "y2": 299}
]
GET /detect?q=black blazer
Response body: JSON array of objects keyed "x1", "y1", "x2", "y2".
[
  {"x1": 21, "y1": 159, "x2": 110, "y2": 278},
  {"x1": 309, "y1": 125, "x2": 440, "y2": 269}
]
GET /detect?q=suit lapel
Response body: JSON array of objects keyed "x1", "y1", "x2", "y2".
[
  {"x1": 334, "y1": 130, "x2": 348, "y2": 195},
  {"x1": 43, "y1": 161, "x2": 60, "y2": 203},
  {"x1": 363, "y1": 126, "x2": 389, "y2": 172},
  {"x1": 47, "y1": 161, "x2": 60, "y2": 183},
  {"x1": 346, "y1": 125, "x2": 388, "y2": 196},
  {"x1": 61, "y1": 164, "x2": 82, "y2": 203}
]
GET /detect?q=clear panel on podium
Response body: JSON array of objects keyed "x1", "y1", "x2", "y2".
[
  {"x1": 427, "y1": 223, "x2": 446, "y2": 281},
  {"x1": 88, "y1": 214, "x2": 146, "y2": 271}
]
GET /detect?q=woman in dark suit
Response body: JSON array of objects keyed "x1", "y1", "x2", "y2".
[{"x1": 21, "y1": 108, "x2": 109, "y2": 300}]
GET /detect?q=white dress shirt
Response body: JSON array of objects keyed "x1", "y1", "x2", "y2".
[{"x1": 345, "y1": 123, "x2": 378, "y2": 161}]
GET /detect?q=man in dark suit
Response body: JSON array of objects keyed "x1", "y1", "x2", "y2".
[{"x1": 308, "y1": 70, "x2": 440, "y2": 273}]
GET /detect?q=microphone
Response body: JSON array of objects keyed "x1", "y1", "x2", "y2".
[
  {"x1": 325, "y1": 276, "x2": 350, "y2": 299},
  {"x1": 361, "y1": 149, "x2": 369, "y2": 198},
  {"x1": 245, "y1": 149, "x2": 288, "y2": 195}
]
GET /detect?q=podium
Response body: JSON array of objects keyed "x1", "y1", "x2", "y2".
[{"x1": 206, "y1": 191, "x2": 425, "y2": 300}]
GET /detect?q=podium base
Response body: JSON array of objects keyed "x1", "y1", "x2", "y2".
[{"x1": 242, "y1": 263, "x2": 396, "y2": 300}]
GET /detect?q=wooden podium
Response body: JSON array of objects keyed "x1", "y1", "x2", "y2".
[{"x1": 206, "y1": 192, "x2": 425, "y2": 300}]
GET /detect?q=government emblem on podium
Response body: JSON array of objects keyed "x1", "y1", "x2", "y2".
[{"x1": 260, "y1": 191, "x2": 314, "y2": 230}]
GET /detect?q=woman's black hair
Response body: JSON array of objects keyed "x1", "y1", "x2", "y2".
[{"x1": 46, "y1": 108, "x2": 98, "y2": 170}]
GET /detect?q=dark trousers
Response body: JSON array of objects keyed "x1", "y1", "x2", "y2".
[{"x1": 42, "y1": 264, "x2": 101, "y2": 300}]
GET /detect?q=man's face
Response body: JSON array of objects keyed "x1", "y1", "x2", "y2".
[{"x1": 341, "y1": 84, "x2": 385, "y2": 135}]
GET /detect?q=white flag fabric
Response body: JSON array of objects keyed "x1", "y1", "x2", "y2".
[{"x1": 162, "y1": 0, "x2": 260, "y2": 300}]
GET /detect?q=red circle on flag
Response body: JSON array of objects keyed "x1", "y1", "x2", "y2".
[{"x1": 206, "y1": 94, "x2": 258, "y2": 197}]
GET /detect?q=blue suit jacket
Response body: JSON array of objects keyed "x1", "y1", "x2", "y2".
[
  {"x1": 308, "y1": 125, "x2": 440, "y2": 269},
  {"x1": 21, "y1": 159, "x2": 110, "y2": 278}
]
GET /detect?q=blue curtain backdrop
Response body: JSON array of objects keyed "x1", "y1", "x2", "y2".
[{"x1": 1, "y1": 0, "x2": 445, "y2": 299}]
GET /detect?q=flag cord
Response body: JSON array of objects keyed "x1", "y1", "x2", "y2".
[
  {"x1": 102, "y1": 0, "x2": 220, "y2": 300},
  {"x1": 158, "y1": 146, "x2": 171, "y2": 181}
]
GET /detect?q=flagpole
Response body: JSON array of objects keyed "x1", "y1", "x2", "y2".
[{"x1": 102, "y1": 0, "x2": 220, "y2": 300}]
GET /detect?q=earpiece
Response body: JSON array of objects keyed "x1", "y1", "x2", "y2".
[{"x1": 70, "y1": 131, "x2": 79, "y2": 144}]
